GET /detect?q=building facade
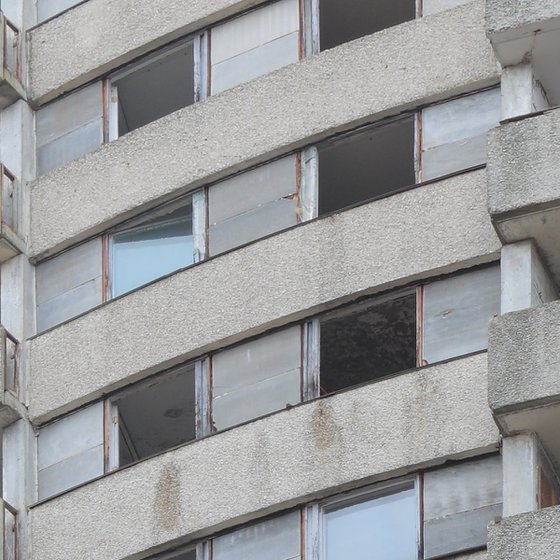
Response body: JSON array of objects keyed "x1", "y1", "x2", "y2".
[{"x1": 0, "y1": 0, "x2": 558, "y2": 558}]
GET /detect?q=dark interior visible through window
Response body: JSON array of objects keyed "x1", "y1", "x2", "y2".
[{"x1": 317, "y1": 116, "x2": 416, "y2": 216}]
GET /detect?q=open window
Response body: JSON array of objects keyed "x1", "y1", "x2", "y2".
[
  {"x1": 108, "y1": 40, "x2": 197, "y2": 138},
  {"x1": 317, "y1": 116, "x2": 416, "y2": 216},
  {"x1": 319, "y1": 292, "x2": 417, "y2": 394},
  {"x1": 107, "y1": 364, "x2": 196, "y2": 469},
  {"x1": 318, "y1": 0, "x2": 416, "y2": 52},
  {"x1": 109, "y1": 196, "x2": 195, "y2": 297}
]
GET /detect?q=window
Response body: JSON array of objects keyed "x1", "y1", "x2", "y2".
[
  {"x1": 318, "y1": 0, "x2": 416, "y2": 52},
  {"x1": 321, "y1": 482, "x2": 419, "y2": 560},
  {"x1": 109, "y1": 40, "x2": 196, "y2": 138},
  {"x1": 107, "y1": 364, "x2": 196, "y2": 469},
  {"x1": 317, "y1": 116, "x2": 416, "y2": 216},
  {"x1": 109, "y1": 196, "x2": 194, "y2": 297},
  {"x1": 319, "y1": 293, "x2": 417, "y2": 394}
]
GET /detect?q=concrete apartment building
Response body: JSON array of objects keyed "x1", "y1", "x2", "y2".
[{"x1": 0, "y1": 0, "x2": 558, "y2": 558}]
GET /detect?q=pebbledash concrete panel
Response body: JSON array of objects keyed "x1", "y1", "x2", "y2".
[
  {"x1": 28, "y1": 170, "x2": 501, "y2": 423},
  {"x1": 487, "y1": 109, "x2": 560, "y2": 280},
  {"x1": 29, "y1": 353, "x2": 499, "y2": 560},
  {"x1": 487, "y1": 506, "x2": 560, "y2": 560},
  {"x1": 488, "y1": 303, "x2": 560, "y2": 464},
  {"x1": 29, "y1": 1, "x2": 499, "y2": 261},
  {"x1": 28, "y1": 0, "x2": 272, "y2": 105}
]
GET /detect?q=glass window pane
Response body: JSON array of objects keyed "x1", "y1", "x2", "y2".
[
  {"x1": 112, "y1": 200, "x2": 193, "y2": 296},
  {"x1": 325, "y1": 486, "x2": 418, "y2": 560}
]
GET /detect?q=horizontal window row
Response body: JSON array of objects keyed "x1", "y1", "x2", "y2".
[
  {"x1": 36, "y1": 264, "x2": 500, "y2": 500},
  {"x1": 146, "y1": 456, "x2": 502, "y2": 560},
  {"x1": 35, "y1": 0, "x2": 474, "y2": 175},
  {"x1": 34, "y1": 87, "x2": 500, "y2": 333}
]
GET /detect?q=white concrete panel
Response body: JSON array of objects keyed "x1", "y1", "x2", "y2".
[
  {"x1": 422, "y1": 89, "x2": 500, "y2": 149},
  {"x1": 211, "y1": 31, "x2": 299, "y2": 94},
  {"x1": 213, "y1": 511, "x2": 300, "y2": 560},
  {"x1": 423, "y1": 0, "x2": 473, "y2": 16},
  {"x1": 423, "y1": 265, "x2": 501, "y2": 364},
  {"x1": 211, "y1": 0, "x2": 299, "y2": 64}
]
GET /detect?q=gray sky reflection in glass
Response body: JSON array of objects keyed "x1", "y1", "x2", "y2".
[
  {"x1": 112, "y1": 203, "x2": 193, "y2": 296},
  {"x1": 325, "y1": 486, "x2": 417, "y2": 560}
]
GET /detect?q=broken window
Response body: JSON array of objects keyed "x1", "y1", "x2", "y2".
[
  {"x1": 211, "y1": 327, "x2": 302, "y2": 431},
  {"x1": 35, "y1": 82, "x2": 105, "y2": 176},
  {"x1": 319, "y1": 293, "x2": 417, "y2": 394},
  {"x1": 109, "y1": 40, "x2": 196, "y2": 137},
  {"x1": 210, "y1": 0, "x2": 301, "y2": 95},
  {"x1": 109, "y1": 196, "x2": 194, "y2": 297},
  {"x1": 421, "y1": 88, "x2": 501, "y2": 181},
  {"x1": 107, "y1": 364, "x2": 196, "y2": 468},
  {"x1": 421, "y1": 265, "x2": 501, "y2": 364},
  {"x1": 321, "y1": 480, "x2": 419, "y2": 560},
  {"x1": 213, "y1": 511, "x2": 301, "y2": 560},
  {"x1": 318, "y1": 0, "x2": 416, "y2": 52},
  {"x1": 208, "y1": 155, "x2": 299, "y2": 256},
  {"x1": 35, "y1": 238, "x2": 104, "y2": 332},
  {"x1": 317, "y1": 116, "x2": 416, "y2": 216},
  {"x1": 37, "y1": 402, "x2": 104, "y2": 501},
  {"x1": 423, "y1": 456, "x2": 502, "y2": 559}
]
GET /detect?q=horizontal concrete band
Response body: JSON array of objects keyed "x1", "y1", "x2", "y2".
[
  {"x1": 28, "y1": 0, "x2": 272, "y2": 104},
  {"x1": 486, "y1": 0, "x2": 560, "y2": 39},
  {"x1": 29, "y1": 170, "x2": 501, "y2": 422},
  {"x1": 487, "y1": 108, "x2": 560, "y2": 217},
  {"x1": 487, "y1": 506, "x2": 560, "y2": 560},
  {"x1": 29, "y1": 0, "x2": 499, "y2": 260},
  {"x1": 488, "y1": 300, "x2": 560, "y2": 413},
  {"x1": 30, "y1": 353, "x2": 499, "y2": 560}
]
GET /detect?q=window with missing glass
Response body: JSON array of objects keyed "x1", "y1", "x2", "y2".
[{"x1": 109, "y1": 197, "x2": 194, "y2": 297}]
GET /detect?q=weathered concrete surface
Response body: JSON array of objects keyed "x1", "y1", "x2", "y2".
[
  {"x1": 29, "y1": 170, "x2": 500, "y2": 423},
  {"x1": 486, "y1": 0, "x2": 560, "y2": 38},
  {"x1": 487, "y1": 110, "x2": 560, "y2": 216},
  {"x1": 29, "y1": 1, "x2": 499, "y2": 260},
  {"x1": 28, "y1": 0, "x2": 271, "y2": 104},
  {"x1": 30, "y1": 353, "x2": 498, "y2": 560},
  {"x1": 487, "y1": 109, "x2": 560, "y2": 280},
  {"x1": 488, "y1": 301, "x2": 560, "y2": 414},
  {"x1": 487, "y1": 506, "x2": 560, "y2": 560}
]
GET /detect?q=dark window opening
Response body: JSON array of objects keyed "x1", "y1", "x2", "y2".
[
  {"x1": 319, "y1": 0, "x2": 416, "y2": 52},
  {"x1": 319, "y1": 293, "x2": 417, "y2": 394},
  {"x1": 113, "y1": 364, "x2": 196, "y2": 467},
  {"x1": 317, "y1": 116, "x2": 416, "y2": 216},
  {"x1": 113, "y1": 41, "x2": 195, "y2": 135}
]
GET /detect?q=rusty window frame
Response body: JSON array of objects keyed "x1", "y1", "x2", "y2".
[
  {"x1": 0, "y1": 164, "x2": 18, "y2": 235},
  {"x1": 0, "y1": 327, "x2": 19, "y2": 398},
  {"x1": 2, "y1": 499, "x2": 18, "y2": 560},
  {"x1": 1, "y1": 14, "x2": 21, "y2": 80}
]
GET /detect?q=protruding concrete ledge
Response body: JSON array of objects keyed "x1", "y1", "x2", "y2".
[
  {"x1": 29, "y1": 0, "x2": 499, "y2": 261},
  {"x1": 30, "y1": 353, "x2": 498, "y2": 560},
  {"x1": 29, "y1": 170, "x2": 500, "y2": 423},
  {"x1": 28, "y1": 0, "x2": 270, "y2": 105},
  {"x1": 488, "y1": 301, "x2": 560, "y2": 462},
  {"x1": 487, "y1": 506, "x2": 560, "y2": 560},
  {"x1": 487, "y1": 109, "x2": 560, "y2": 279}
]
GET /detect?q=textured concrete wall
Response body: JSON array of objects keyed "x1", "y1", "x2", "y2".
[
  {"x1": 29, "y1": 170, "x2": 500, "y2": 423},
  {"x1": 487, "y1": 506, "x2": 560, "y2": 560},
  {"x1": 486, "y1": 0, "x2": 560, "y2": 36},
  {"x1": 30, "y1": 353, "x2": 498, "y2": 560},
  {"x1": 29, "y1": 1, "x2": 499, "y2": 261},
  {"x1": 487, "y1": 109, "x2": 560, "y2": 217},
  {"x1": 488, "y1": 301, "x2": 560, "y2": 413},
  {"x1": 28, "y1": 0, "x2": 270, "y2": 104}
]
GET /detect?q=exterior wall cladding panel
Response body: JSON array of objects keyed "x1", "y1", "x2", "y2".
[{"x1": 1, "y1": 0, "x2": 559, "y2": 560}]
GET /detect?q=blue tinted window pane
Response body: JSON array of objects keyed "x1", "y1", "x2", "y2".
[
  {"x1": 112, "y1": 203, "x2": 193, "y2": 296},
  {"x1": 325, "y1": 487, "x2": 417, "y2": 560}
]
